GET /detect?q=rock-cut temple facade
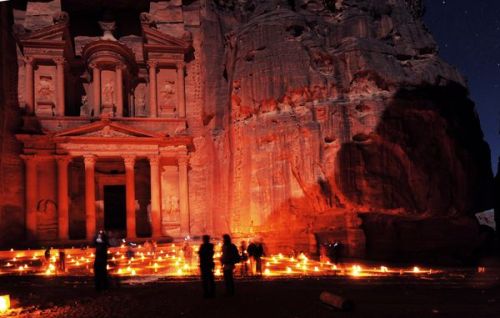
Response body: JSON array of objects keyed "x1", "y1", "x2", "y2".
[{"x1": 0, "y1": 0, "x2": 494, "y2": 260}]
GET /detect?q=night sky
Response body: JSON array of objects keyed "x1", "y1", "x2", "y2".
[{"x1": 424, "y1": 0, "x2": 500, "y2": 174}]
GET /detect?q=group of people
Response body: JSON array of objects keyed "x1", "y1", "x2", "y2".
[
  {"x1": 198, "y1": 234, "x2": 266, "y2": 297},
  {"x1": 91, "y1": 231, "x2": 266, "y2": 297}
]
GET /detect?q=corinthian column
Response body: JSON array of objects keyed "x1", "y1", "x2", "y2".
[
  {"x1": 123, "y1": 155, "x2": 136, "y2": 239},
  {"x1": 91, "y1": 63, "x2": 100, "y2": 116},
  {"x1": 24, "y1": 57, "x2": 34, "y2": 115},
  {"x1": 176, "y1": 62, "x2": 186, "y2": 118},
  {"x1": 178, "y1": 156, "x2": 190, "y2": 236},
  {"x1": 147, "y1": 60, "x2": 158, "y2": 117},
  {"x1": 56, "y1": 156, "x2": 71, "y2": 241},
  {"x1": 84, "y1": 155, "x2": 96, "y2": 241},
  {"x1": 149, "y1": 156, "x2": 161, "y2": 238},
  {"x1": 21, "y1": 155, "x2": 38, "y2": 241},
  {"x1": 115, "y1": 64, "x2": 125, "y2": 117},
  {"x1": 54, "y1": 57, "x2": 66, "y2": 116}
]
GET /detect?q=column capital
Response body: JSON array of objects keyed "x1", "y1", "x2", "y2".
[
  {"x1": 122, "y1": 155, "x2": 136, "y2": 168},
  {"x1": 115, "y1": 64, "x2": 127, "y2": 72},
  {"x1": 20, "y1": 154, "x2": 40, "y2": 162},
  {"x1": 89, "y1": 62, "x2": 99, "y2": 70},
  {"x1": 147, "y1": 60, "x2": 159, "y2": 69},
  {"x1": 23, "y1": 56, "x2": 35, "y2": 66},
  {"x1": 176, "y1": 62, "x2": 185, "y2": 70},
  {"x1": 83, "y1": 155, "x2": 96, "y2": 167},
  {"x1": 53, "y1": 57, "x2": 66, "y2": 66},
  {"x1": 55, "y1": 155, "x2": 72, "y2": 165},
  {"x1": 148, "y1": 155, "x2": 160, "y2": 166},
  {"x1": 178, "y1": 156, "x2": 189, "y2": 166}
]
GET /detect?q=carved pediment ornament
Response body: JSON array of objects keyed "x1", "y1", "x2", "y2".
[
  {"x1": 140, "y1": 12, "x2": 156, "y2": 27},
  {"x1": 53, "y1": 11, "x2": 69, "y2": 25},
  {"x1": 82, "y1": 40, "x2": 137, "y2": 75},
  {"x1": 54, "y1": 120, "x2": 162, "y2": 139}
]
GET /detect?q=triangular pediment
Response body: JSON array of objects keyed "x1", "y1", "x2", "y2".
[
  {"x1": 20, "y1": 22, "x2": 74, "y2": 56},
  {"x1": 21, "y1": 22, "x2": 68, "y2": 42},
  {"x1": 142, "y1": 25, "x2": 190, "y2": 53},
  {"x1": 54, "y1": 121, "x2": 162, "y2": 139}
]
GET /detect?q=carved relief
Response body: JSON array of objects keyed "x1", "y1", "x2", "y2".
[
  {"x1": 134, "y1": 84, "x2": 147, "y2": 116},
  {"x1": 37, "y1": 75, "x2": 55, "y2": 102},
  {"x1": 165, "y1": 195, "x2": 179, "y2": 219},
  {"x1": 80, "y1": 95, "x2": 89, "y2": 116},
  {"x1": 161, "y1": 165, "x2": 180, "y2": 236},
  {"x1": 159, "y1": 79, "x2": 176, "y2": 113},
  {"x1": 102, "y1": 81, "x2": 114, "y2": 105},
  {"x1": 35, "y1": 74, "x2": 55, "y2": 116}
]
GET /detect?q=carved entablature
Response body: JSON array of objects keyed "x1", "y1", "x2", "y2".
[
  {"x1": 82, "y1": 40, "x2": 138, "y2": 117},
  {"x1": 82, "y1": 41, "x2": 137, "y2": 72},
  {"x1": 142, "y1": 26, "x2": 191, "y2": 118},
  {"x1": 141, "y1": 25, "x2": 191, "y2": 60},
  {"x1": 20, "y1": 19, "x2": 73, "y2": 117},
  {"x1": 20, "y1": 18, "x2": 73, "y2": 59}
]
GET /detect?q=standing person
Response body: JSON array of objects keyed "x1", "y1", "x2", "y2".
[
  {"x1": 44, "y1": 247, "x2": 51, "y2": 267},
  {"x1": 254, "y1": 241, "x2": 265, "y2": 276},
  {"x1": 198, "y1": 235, "x2": 215, "y2": 298},
  {"x1": 220, "y1": 234, "x2": 240, "y2": 295},
  {"x1": 328, "y1": 241, "x2": 343, "y2": 265},
  {"x1": 58, "y1": 249, "x2": 66, "y2": 273},
  {"x1": 247, "y1": 240, "x2": 257, "y2": 275},
  {"x1": 239, "y1": 241, "x2": 249, "y2": 276},
  {"x1": 94, "y1": 230, "x2": 109, "y2": 291},
  {"x1": 182, "y1": 240, "x2": 194, "y2": 268}
]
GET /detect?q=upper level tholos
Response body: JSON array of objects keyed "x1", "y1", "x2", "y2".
[{"x1": 14, "y1": 0, "x2": 194, "y2": 125}]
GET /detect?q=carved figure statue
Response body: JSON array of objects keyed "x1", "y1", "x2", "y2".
[
  {"x1": 37, "y1": 76, "x2": 54, "y2": 101},
  {"x1": 102, "y1": 81, "x2": 114, "y2": 105},
  {"x1": 80, "y1": 95, "x2": 89, "y2": 116},
  {"x1": 160, "y1": 80, "x2": 176, "y2": 111},
  {"x1": 167, "y1": 195, "x2": 179, "y2": 215},
  {"x1": 135, "y1": 89, "x2": 146, "y2": 115}
]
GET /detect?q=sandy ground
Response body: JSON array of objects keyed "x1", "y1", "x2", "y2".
[{"x1": 1, "y1": 268, "x2": 499, "y2": 318}]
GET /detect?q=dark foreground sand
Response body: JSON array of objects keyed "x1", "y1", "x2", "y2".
[{"x1": 1, "y1": 269, "x2": 499, "y2": 318}]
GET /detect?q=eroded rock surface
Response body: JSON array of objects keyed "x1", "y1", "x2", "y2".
[
  {"x1": 0, "y1": 0, "x2": 494, "y2": 262},
  {"x1": 201, "y1": 0, "x2": 493, "y2": 260}
]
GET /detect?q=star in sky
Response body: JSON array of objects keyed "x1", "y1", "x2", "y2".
[{"x1": 424, "y1": 0, "x2": 500, "y2": 174}]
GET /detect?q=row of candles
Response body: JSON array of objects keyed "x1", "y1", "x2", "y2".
[{"x1": 0, "y1": 243, "x2": 437, "y2": 278}]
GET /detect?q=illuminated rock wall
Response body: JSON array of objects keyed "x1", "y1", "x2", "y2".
[
  {"x1": 0, "y1": 1, "x2": 494, "y2": 261},
  {"x1": 200, "y1": 0, "x2": 494, "y2": 259}
]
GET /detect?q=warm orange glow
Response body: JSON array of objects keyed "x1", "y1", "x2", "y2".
[
  {"x1": 351, "y1": 265, "x2": 362, "y2": 277},
  {"x1": 0, "y1": 295, "x2": 10, "y2": 313},
  {"x1": 0, "y1": 244, "x2": 441, "y2": 279}
]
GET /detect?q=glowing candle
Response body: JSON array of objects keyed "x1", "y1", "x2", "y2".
[{"x1": 0, "y1": 295, "x2": 10, "y2": 313}]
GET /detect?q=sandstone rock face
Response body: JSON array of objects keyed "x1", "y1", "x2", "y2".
[
  {"x1": 0, "y1": 4, "x2": 24, "y2": 247},
  {"x1": 0, "y1": 0, "x2": 494, "y2": 262},
  {"x1": 200, "y1": 0, "x2": 493, "y2": 260}
]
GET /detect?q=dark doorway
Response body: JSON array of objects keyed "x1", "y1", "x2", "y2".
[{"x1": 104, "y1": 185, "x2": 126, "y2": 233}]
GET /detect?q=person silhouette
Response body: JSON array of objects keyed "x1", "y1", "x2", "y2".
[
  {"x1": 239, "y1": 241, "x2": 249, "y2": 276},
  {"x1": 220, "y1": 234, "x2": 240, "y2": 295},
  {"x1": 94, "y1": 230, "x2": 109, "y2": 291},
  {"x1": 198, "y1": 235, "x2": 215, "y2": 298}
]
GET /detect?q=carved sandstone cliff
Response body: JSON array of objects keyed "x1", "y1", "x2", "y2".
[
  {"x1": 200, "y1": 0, "x2": 494, "y2": 261},
  {"x1": 0, "y1": 0, "x2": 493, "y2": 262}
]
